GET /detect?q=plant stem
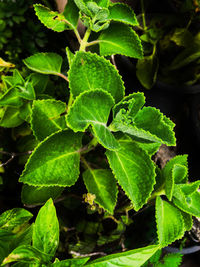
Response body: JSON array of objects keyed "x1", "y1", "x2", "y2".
[
  {"x1": 80, "y1": 137, "x2": 99, "y2": 155},
  {"x1": 86, "y1": 40, "x2": 100, "y2": 48},
  {"x1": 141, "y1": 0, "x2": 147, "y2": 31},
  {"x1": 148, "y1": 188, "x2": 165, "y2": 202},
  {"x1": 81, "y1": 156, "x2": 91, "y2": 170},
  {"x1": 79, "y1": 28, "x2": 91, "y2": 51},
  {"x1": 57, "y1": 72, "x2": 69, "y2": 82},
  {"x1": 66, "y1": 93, "x2": 73, "y2": 112}
]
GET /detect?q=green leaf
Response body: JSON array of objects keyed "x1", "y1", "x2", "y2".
[
  {"x1": 162, "y1": 155, "x2": 188, "y2": 184},
  {"x1": 66, "y1": 47, "x2": 75, "y2": 67},
  {"x1": 52, "y1": 257, "x2": 90, "y2": 266},
  {"x1": 10, "y1": 225, "x2": 33, "y2": 252},
  {"x1": 2, "y1": 69, "x2": 24, "y2": 88},
  {"x1": 19, "y1": 130, "x2": 82, "y2": 186},
  {"x1": 0, "y1": 88, "x2": 23, "y2": 107},
  {"x1": 173, "y1": 184, "x2": 200, "y2": 217},
  {"x1": 63, "y1": 0, "x2": 79, "y2": 29},
  {"x1": 2, "y1": 245, "x2": 51, "y2": 266},
  {"x1": 17, "y1": 83, "x2": 35, "y2": 101},
  {"x1": 0, "y1": 230, "x2": 15, "y2": 264},
  {"x1": 0, "y1": 208, "x2": 32, "y2": 231},
  {"x1": 99, "y1": 23, "x2": 143, "y2": 58},
  {"x1": 23, "y1": 53, "x2": 63, "y2": 76},
  {"x1": 157, "y1": 253, "x2": 183, "y2": 267},
  {"x1": 112, "y1": 92, "x2": 145, "y2": 118},
  {"x1": 180, "y1": 211, "x2": 193, "y2": 232},
  {"x1": 31, "y1": 99, "x2": 67, "y2": 141},
  {"x1": 106, "y1": 140, "x2": 156, "y2": 211},
  {"x1": 108, "y1": 3, "x2": 139, "y2": 26},
  {"x1": 83, "y1": 169, "x2": 118, "y2": 214},
  {"x1": 112, "y1": 106, "x2": 176, "y2": 146},
  {"x1": 34, "y1": 4, "x2": 71, "y2": 32},
  {"x1": 66, "y1": 90, "x2": 119, "y2": 150},
  {"x1": 33, "y1": 199, "x2": 59, "y2": 257},
  {"x1": 27, "y1": 73, "x2": 48, "y2": 94},
  {"x1": 73, "y1": 0, "x2": 92, "y2": 16},
  {"x1": 136, "y1": 53, "x2": 159, "y2": 89},
  {"x1": 155, "y1": 197, "x2": 185, "y2": 247},
  {"x1": 68, "y1": 51, "x2": 125, "y2": 102},
  {"x1": 0, "y1": 107, "x2": 24, "y2": 128},
  {"x1": 86, "y1": 245, "x2": 160, "y2": 266},
  {"x1": 21, "y1": 184, "x2": 64, "y2": 205}
]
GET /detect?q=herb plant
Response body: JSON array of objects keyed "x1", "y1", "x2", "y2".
[{"x1": 0, "y1": 0, "x2": 200, "y2": 266}]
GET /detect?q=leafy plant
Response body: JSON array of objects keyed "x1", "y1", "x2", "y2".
[{"x1": 0, "y1": 0, "x2": 199, "y2": 265}]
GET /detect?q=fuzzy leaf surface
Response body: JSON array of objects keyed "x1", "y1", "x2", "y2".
[
  {"x1": 21, "y1": 185, "x2": 64, "y2": 205},
  {"x1": 33, "y1": 199, "x2": 59, "y2": 257},
  {"x1": 86, "y1": 245, "x2": 160, "y2": 266},
  {"x1": 19, "y1": 130, "x2": 82, "y2": 186},
  {"x1": 83, "y1": 169, "x2": 118, "y2": 214},
  {"x1": 68, "y1": 51, "x2": 124, "y2": 102},
  {"x1": 31, "y1": 99, "x2": 67, "y2": 141},
  {"x1": 99, "y1": 23, "x2": 143, "y2": 58},
  {"x1": 67, "y1": 90, "x2": 119, "y2": 150},
  {"x1": 108, "y1": 3, "x2": 139, "y2": 26},
  {"x1": 24, "y1": 53, "x2": 63, "y2": 76},
  {"x1": 156, "y1": 197, "x2": 185, "y2": 247},
  {"x1": 34, "y1": 4, "x2": 70, "y2": 32},
  {"x1": 106, "y1": 141, "x2": 156, "y2": 211},
  {"x1": 0, "y1": 209, "x2": 32, "y2": 231}
]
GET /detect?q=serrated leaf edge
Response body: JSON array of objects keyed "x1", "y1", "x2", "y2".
[
  {"x1": 19, "y1": 129, "x2": 80, "y2": 187},
  {"x1": 68, "y1": 51, "x2": 125, "y2": 101},
  {"x1": 106, "y1": 142, "x2": 156, "y2": 211}
]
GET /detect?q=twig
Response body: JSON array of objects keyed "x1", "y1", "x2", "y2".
[
  {"x1": 0, "y1": 150, "x2": 32, "y2": 167},
  {"x1": 69, "y1": 250, "x2": 107, "y2": 257}
]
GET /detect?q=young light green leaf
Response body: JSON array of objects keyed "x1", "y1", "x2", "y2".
[
  {"x1": 0, "y1": 88, "x2": 23, "y2": 107},
  {"x1": 112, "y1": 92, "x2": 145, "y2": 118},
  {"x1": 66, "y1": 90, "x2": 119, "y2": 150},
  {"x1": 99, "y1": 23, "x2": 143, "y2": 58},
  {"x1": 63, "y1": 0, "x2": 79, "y2": 28},
  {"x1": 0, "y1": 107, "x2": 24, "y2": 128},
  {"x1": 2, "y1": 245, "x2": 51, "y2": 266},
  {"x1": 23, "y1": 53, "x2": 63, "y2": 76},
  {"x1": 68, "y1": 51, "x2": 125, "y2": 102},
  {"x1": 106, "y1": 140, "x2": 156, "y2": 211},
  {"x1": 2, "y1": 69, "x2": 24, "y2": 88},
  {"x1": 108, "y1": 3, "x2": 139, "y2": 26},
  {"x1": 86, "y1": 245, "x2": 160, "y2": 266},
  {"x1": 173, "y1": 183, "x2": 200, "y2": 217},
  {"x1": 158, "y1": 253, "x2": 183, "y2": 267},
  {"x1": 21, "y1": 184, "x2": 64, "y2": 205},
  {"x1": 0, "y1": 208, "x2": 32, "y2": 231},
  {"x1": 112, "y1": 106, "x2": 176, "y2": 146},
  {"x1": 156, "y1": 197, "x2": 185, "y2": 247},
  {"x1": 66, "y1": 47, "x2": 75, "y2": 67},
  {"x1": 83, "y1": 169, "x2": 118, "y2": 214},
  {"x1": 52, "y1": 257, "x2": 90, "y2": 266},
  {"x1": 34, "y1": 4, "x2": 71, "y2": 32},
  {"x1": 31, "y1": 99, "x2": 67, "y2": 141},
  {"x1": 33, "y1": 199, "x2": 59, "y2": 257},
  {"x1": 73, "y1": 0, "x2": 92, "y2": 16},
  {"x1": 19, "y1": 130, "x2": 82, "y2": 187},
  {"x1": 162, "y1": 155, "x2": 188, "y2": 184}
]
